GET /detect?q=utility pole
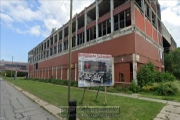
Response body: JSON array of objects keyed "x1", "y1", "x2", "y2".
[
  {"x1": 68, "y1": 0, "x2": 76, "y2": 120},
  {"x1": 68, "y1": 0, "x2": 73, "y2": 103}
]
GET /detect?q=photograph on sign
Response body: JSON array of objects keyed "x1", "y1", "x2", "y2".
[{"x1": 78, "y1": 53, "x2": 114, "y2": 87}]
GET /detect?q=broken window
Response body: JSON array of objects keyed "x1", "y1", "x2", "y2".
[
  {"x1": 59, "y1": 31, "x2": 62, "y2": 40},
  {"x1": 114, "y1": 0, "x2": 128, "y2": 9},
  {"x1": 44, "y1": 42, "x2": 46, "y2": 49},
  {"x1": 58, "y1": 43, "x2": 62, "y2": 53},
  {"x1": 98, "y1": 19, "x2": 111, "y2": 37},
  {"x1": 152, "y1": 12, "x2": 156, "y2": 27},
  {"x1": 107, "y1": 19, "x2": 111, "y2": 34},
  {"x1": 46, "y1": 50, "x2": 49, "y2": 57},
  {"x1": 158, "y1": 19, "x2": 161, "y2": 33},
  {"x1": 77, "y1": 32, "x2": 84, "y2": 45},
  {"x1": 114, "y1": 8, "x2": 131, "y2": 31},
  {"x1": 50, "y1": 37, "x2": 53, "y2": 45},
  {"x1": 64, "y1": 40, "x2": 68, "y2": 50},
  {"x1": 135, "y1": 0, "x2": 142, "y2": 8},
  {"x1": 98, "y1": 24, "x2": 102, "y2": 37},
  {"x1": 87, "y1": 29, "x2": 90, "y2": 42},
  {"x1": 145, "y1": 2, "x2": 150, "y2": 19},
  {"x1": 72, "y1": 36, "x2": 76, "y2": 47},
  {"x1": 87, "y1": 26, "x2": 96, "y2": 41},
  {"x1": 41, "y1": 44, "x2": 43, "y2": 51},
  {"x1": 120, "y1": 11, "x2": 125, "y2": 28},
  {"x1": 50, "y1": 48, "x2": 53, "y2": 56},
  {"x1": 114, "y1": 14, "x2": 119, "y2": 31},
  {"x1": 54, "y1": 34, "x2": 57, "y2": 43},
  {"x1": 54, "y1": 45, "x2": 57, "y2": 54},
  {"x1": 119, "y1": 73, "x2": 125, "y2": 82},
  {"x1": 47, "y1": 40, "x2": 49, "y2": 48},
  {"x1": 102, "y1": 21, "x2": 106, "y2": 36},
  {"x1": 126, "y1": 9, "x2": 131, "y2": 27},
  {"x1": 44, "y1": 51, "x2": 46, "y2": 58}
]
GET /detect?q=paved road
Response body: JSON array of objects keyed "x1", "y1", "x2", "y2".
[{"x1": 0, "y1": 78, "x2": 58, "y2": 120}]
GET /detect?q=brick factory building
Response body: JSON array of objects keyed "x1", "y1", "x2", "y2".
[{"x1": 28, "y1": 0, "x2": 176, "y2": 85}]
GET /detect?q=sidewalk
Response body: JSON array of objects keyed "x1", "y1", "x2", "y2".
[
  {"x1": 7, "y1": 81, "x2": 63, "y2": 120},
  {"x1": 6, "y1": 80, "x2": 180, "y2": 120},
  {"x1": 0, "y1": 79, "x2": 59, "y2": 120}
]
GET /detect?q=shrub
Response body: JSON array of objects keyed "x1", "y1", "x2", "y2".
[
  {"x1": 137, "y1": 62, "x2": 155, "y2": 87},
  {"x1": 162, "y1": 72, "x2": 176, "y2": 82},
  {"x1": 154, "y1": 72, "x2": 175, "y2": 83},
  {"x1": 155, "y1": 82, "x2": 178, "y2": 96},
  {"x1": 142, "y1": 84, "x2": 157, "y2": 92},
  {"x1": 129, "y1": 80, "x2": 140, "y2": 93}
]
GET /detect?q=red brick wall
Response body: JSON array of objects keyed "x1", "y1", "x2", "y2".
[
  {"x1": 114, "y1": 63, "x2": 130, "y2": 82},
  {"x1": 135, "y1": 33, "x2": 159, "y2": 61},
  {"x1": 135, "y1": 7, "x2": 144, "y2": 32},
  {"x1": 145, "y1": 19, "x2": 152, "y2": 39}
]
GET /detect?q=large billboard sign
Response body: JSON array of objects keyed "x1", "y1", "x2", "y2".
[{"x1": 78, "y1": 53, "x2": 114, "y2": 87}]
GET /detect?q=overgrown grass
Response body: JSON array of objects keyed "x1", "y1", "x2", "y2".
[
  {"x1": 140, "y1": 81, "x2": 180, "y2": 102},
  {"x1": 5, "y1": 78, "x2": 164, "y2": 120}
]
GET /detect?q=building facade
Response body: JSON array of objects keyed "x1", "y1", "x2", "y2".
[
  {"x1": 28, "y1": 0, "x2": 175, "y2": 85},
  {"x1": 0, "y1": 60, "x2": 28, "y2": 73}
]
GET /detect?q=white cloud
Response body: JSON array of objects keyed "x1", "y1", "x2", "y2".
[
  {"x1": 159, "y1": 0, "x2": 179, "y2": 8},
  {"x1": 0, "y1": 0, "x2": 95, "y2": 38},
  {"x1": 0, "y1": 13, "x2": 13, "y2": 23},
  {"x1": 30, "y1": 25, "x2": 41, "y2": 36},
  {"x1": 159, "y1": 0, "x2": 180, "y2": 47}
]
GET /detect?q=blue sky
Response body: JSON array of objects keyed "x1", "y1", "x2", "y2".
[{"x1": 0, "y1": 0, "x2": 180, "y2": 62}]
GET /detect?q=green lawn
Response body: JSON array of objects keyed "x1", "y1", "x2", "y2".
[{"x1": 5, "y1": 78, "x2": 164, "y2": 120}]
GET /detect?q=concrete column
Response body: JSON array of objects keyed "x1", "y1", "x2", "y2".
[
  {"x1": 155, "y1": 1, "x2": 159, "y2": 45},
  {"x1": 44, "y1": 68, "x2": 46, "y2": 79},
  {"x1": 62, "y1": 26, "x2": 64, "y2": 51},
  {"x1": 57, "y1": 32, "x2": 59, "y2": 54},
  {"x1": 61, "y1": 66, "x2": 63, "y2": 80},
  {"x1": 67, "y1": 69, "x2": 69, "y2": 80},
  {"x1": 110, "y1": 0, "x2": 114, "y2": 33},
  {"x1": 52, "y1": 67, "x2": 53, "y2": 78},
  {"x1": 56, "y1": 66, "x2": 57, "y2": 79},
  {"x1": 96, "y1": 0, "x2": 99, "y2": 38},
  {"x1": 36, "y1": 69, "x2": 39, "y2": 78},
  {"x1": 75, "y1": 15, "x2": 78, "y2": 46},
  {"x1": 41, "y1": 69, "x2": 43, "y2": 79},
  {"x1": 75, "y1": 63, "x2": 77, "y2": 81},
  {"x1": 131, "y1": 0, "x2": 135, "y2": 28},
  {"x1": 48, "y1": 68, "x2": 49, "y2": 79},
  {"x1": 39, "y1": 69, "x2": 40, "y2": 79},
  {"x1": 84, "y1": 8, "x2": 87, "y2": 43},
  {"x1": 132, "y1": 54, "x2": 137, "y2": 84},
  {"x1": 142, "y1": 0, "x2": 146, "y2": 33}
]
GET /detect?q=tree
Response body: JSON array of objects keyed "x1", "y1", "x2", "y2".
[
  {"x1": 164, "y1": 47, "x2": 180, "y2": 79},
  {"x1": 51, "y1": 28, "x2": 56, "y2": 34}
]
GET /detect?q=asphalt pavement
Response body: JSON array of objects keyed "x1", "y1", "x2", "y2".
[{"x1": 0, "y1": 78, "x2": 58, "y2": 120}]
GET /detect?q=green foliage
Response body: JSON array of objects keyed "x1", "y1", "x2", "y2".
[
  {"x1": 129, "y1": 80, "x2": 140, "y2": 93},
  {"x1": 1, "y1": 70, "x2": 27, "y2": 77},
  {"x1": 137, "y1": 62, "x2": 155, "y2": 88},
  {"x1": 142, "y1": 84, "x2": 157, "y2": 92},
  {"x1": 137, "y1": 62, "x2": 176, "y2": 88},
  {"x1": 154, "y1": 72, "x2": 175, "y2": 83},
  {"x1": 155, "y1": 82, "x2": 179, "y2": 96},
  {"x1": 165, "y1": 48, "x2": 180, "y2": 79},
  {"x1": 28, "y1": 78, "x2": 78, "y2": 87}
]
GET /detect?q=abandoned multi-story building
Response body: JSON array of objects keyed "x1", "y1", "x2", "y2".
[{"x1": 28, "y1": 0, "x2": 176, "y2": 85}]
